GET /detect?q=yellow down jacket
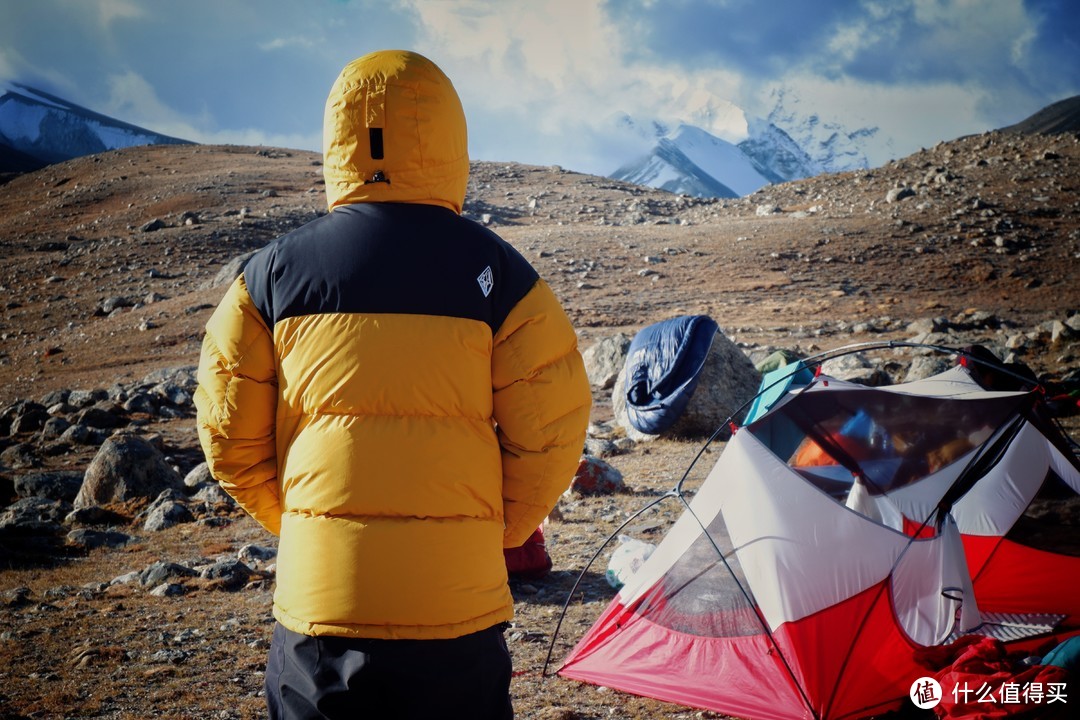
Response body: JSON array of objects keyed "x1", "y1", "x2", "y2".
[{"x1": 194, "y1": 51, "x2": 591, "y2": 640}]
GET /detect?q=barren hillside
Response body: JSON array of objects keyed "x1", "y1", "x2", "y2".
[{"x1": 0, "y1": 131, "x2": 1078, "y2": 719}]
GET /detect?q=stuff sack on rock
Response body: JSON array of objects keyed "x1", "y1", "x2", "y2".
[{"x1": 622, "y1": 315, "x2": 718, "y2": 435}]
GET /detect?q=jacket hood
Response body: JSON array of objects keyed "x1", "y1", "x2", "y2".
[{"x1": 323, "y1": 50, "x2": 469, "y2": 213}]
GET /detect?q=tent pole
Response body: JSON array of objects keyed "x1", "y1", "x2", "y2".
[{"x1": 541, "y1": 489, "x2": 680, "y2": 677}]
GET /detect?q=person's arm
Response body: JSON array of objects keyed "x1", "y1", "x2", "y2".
[
  {"x1": 492, "y1": 279, "x2": 591, "y2": 548},
  {"x1": 194, "y1": 275, "x2": 282, "y2": 535}
]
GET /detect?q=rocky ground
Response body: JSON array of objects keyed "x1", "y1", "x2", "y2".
[{"x1": 0, "y1": 129, "x2": 1078, "y2": 719}]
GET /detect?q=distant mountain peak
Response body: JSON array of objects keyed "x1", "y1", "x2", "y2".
[
  {"x1": 608, "y1": 87, "x2": 881, "y2": 198},
  {"x1": 610, "y1": 114, "x2": 820, "y2": 198},
  {"x1": 611, "y1": 133, "x2": 741, "y2": 199},
  {"x1": 0, "y1": 83, "x2": 190, "y2": 173},
  {"x1": 764, "y1": 87, "x2": 877, "y2": 174}
]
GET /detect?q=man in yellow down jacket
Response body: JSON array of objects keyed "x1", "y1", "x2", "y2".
[{"x1": 194, "y1": 50, "x2": 591, "y2": 719}]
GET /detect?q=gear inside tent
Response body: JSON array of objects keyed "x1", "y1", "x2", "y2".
[{"x1": 557, "y1": 351, "x2": 1080, "y2": 720}]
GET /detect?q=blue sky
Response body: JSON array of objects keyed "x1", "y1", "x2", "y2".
[{"x1": 1, "y1": 0, "x2": 1077, "y2": 175}]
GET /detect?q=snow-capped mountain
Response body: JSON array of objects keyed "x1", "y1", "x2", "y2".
[
  {"x1": 610, "y1": 93, "x2": 878, "y2": 199},
  {"x1": 611, "y1": 120, "x2": 818, "y2": 198},
  {"x1": 737, "y1": 117, "x2": 823, "y2": 184},
  {"x1": 0, "y1": 83, "x2": 190, "y2": 172},
  {"x1": 765, "y1": 87, "x2": 881, "y2": 174},
  {"x1": 613, "y1": 124, "x2": 765, "y2": 198}
]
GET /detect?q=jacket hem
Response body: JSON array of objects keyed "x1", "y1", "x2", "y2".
[{"x1": 272, "y1": 604, "x2": 514, "y2": 641}]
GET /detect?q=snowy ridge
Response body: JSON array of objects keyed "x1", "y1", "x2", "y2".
[
  {"x1": 611, "y1": 119, "x2": 818, "y2": 198},
  {"x1": 737, "y1": 117, "x2": 822, "y2": 184},
  {"x1": 667, "y1": 125, "x2": 770, "y2": 197},
  {"x1": 612, "y1": 134, "x2": 741, "y2": 198},
  {"x1": 766, "y1": 87, "x2": 878, "y2": 173},
  {"x1": 0, "y1": 83, "x2": 190, "y2": 171}
]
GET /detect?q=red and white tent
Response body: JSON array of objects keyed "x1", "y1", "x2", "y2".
[{"x1": 559, "y1": 364, "x2": 1080, "y2": 719}]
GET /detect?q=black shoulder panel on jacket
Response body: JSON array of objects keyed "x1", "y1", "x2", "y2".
[{"x1": 243, "y1": 204, "x2": 540, "y2": 334}]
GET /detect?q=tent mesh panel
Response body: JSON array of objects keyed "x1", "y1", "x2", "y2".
[
  {"x1": 634, "y1": 519, "x2": 764, "y2": 638},
  {"x1": 755, "y1": 389, "x2": 1024, "y2": 496}
]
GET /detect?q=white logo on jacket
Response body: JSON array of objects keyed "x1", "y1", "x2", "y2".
[{"x1": 477, "y1": 266, "x2": 494, "y2": 297}]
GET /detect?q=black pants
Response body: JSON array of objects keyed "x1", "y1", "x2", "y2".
[{"x1": 264, "y1": 622, "x2": 513, "y2": 720}]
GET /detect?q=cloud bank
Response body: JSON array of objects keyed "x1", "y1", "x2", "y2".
[{"x1": 2, "y1": 0, "x2": 1077, "y2": 175}]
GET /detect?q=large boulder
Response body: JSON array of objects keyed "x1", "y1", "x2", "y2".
[
  {"x1": 613, "y1": 328, "x2": 761, "y2": 440},
  {"x1": 74, "y1": 433, "x2": 184, "y2": 509},
  {"x1": 0, "y1": 496, "x2": 71, "y2": 535},
  {"x1": 820, "y1": 353, "x2": 891, "y2": 386},
  {"x1": 582, "y1": 333, "x2": 631, "y2": 390},
  {"x1": 13, "y1": 471, "x2": 84, "y2": 502},
  {"x1": 204, "y1": 250, "x2": 257, "y2": 289},
  {"x1": 903, "y1": 355, "x2": 954, "y2": 383}
]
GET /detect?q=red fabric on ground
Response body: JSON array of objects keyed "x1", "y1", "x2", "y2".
[
  {"x1": 916, "y1": 636, "x2": 1070, "y2": 719},
  {"x1": 504, "y1": 526, "x2": 552, "y2": 580}
]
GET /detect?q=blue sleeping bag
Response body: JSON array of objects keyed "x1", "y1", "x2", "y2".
[{"x1": 623, "y1": 315, "x2": 718, "y2": 434}]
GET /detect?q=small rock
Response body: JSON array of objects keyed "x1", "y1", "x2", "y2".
[
  {"x1": 149, "y1": 583, "x2": 186, "y2": 598},
  {"x1": 143, "y1": 496, "x2": 195, "y2": 532},
  {"x1": 886, "y1": 186, "x2": 916, "y2": 203},
  {"x1": 139, "y1": 561, "x2": 196, "y2": 588},
  {"x1": 1, "y1": 587, "x2": 33, "y2": 608},
  {"x1": 191, "y1": 482, "x2": 233, "y2": 506},
  {"x1": 66, "y1": 528, "x2": 134, "y2": 551},
  {"x1": 99, "y1": 297, "x2": 133, "y2": 315},
  {"x1": 200, "y1": 559, "x2": 254, "y2": 591},
  {"x1": 238, "y1": 544, "x2": 277, "y2": 565},
  {"x1": 568, "y1": 456, "x2": 625, "y2": 496}
]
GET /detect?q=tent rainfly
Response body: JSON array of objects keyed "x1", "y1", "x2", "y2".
[{"x1": 558, "y1": 360, "x2": 1080, "y2": 720}]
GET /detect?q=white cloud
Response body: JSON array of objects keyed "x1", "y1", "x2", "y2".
[
  {"x1": 399, "y1": 0, "x2": 758, "y2": 172},
  {"x1": 412, "y1": 0, "x2": 621, "y2": 104},
  {"x1": 3, "y1": 0, "x2": 1073, "y2": 177},
  {"x1": 401, "y1": 0, "x2": 635, "y2": 170},
  {"x1": 103, "y1": 71, "x2": 179, "y2": 126},
  {"x1": 259, "y1": 35, "x2": 319, "y2": 52},
  {"x1": 95, "y1": 0, "x2": 144, "y2": 29},
  {"x1": 0, "y1": 44, "x2": 82, "y2": 100},
  {"x1": 99, "y1": 69, "x2": 319, "y2": 150},
  {"x1": 0, "y1": 47, "x2": 17, "y2": 84},
  {"x1": 825, "y1": 15, "x2": 896, "y2": 66},
  {"x1": 1010, "y1": 25, "x2": 1037, "y2": 66},
  {"x1": 767, "y1": 73, "x2": 989, "y2": 165},
  {"x1": 397, "y1": 0, "x2": 1030, "y2": 173},
  {"x1": 913, "y1": 0, "x2": 1033, "y2": 67},
  {"x1": 189, "y1": 126, "x2": 323, "y2": 152},
  {"x1": 642, "y1": 68, "x2": 750, "y2": 140}
]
